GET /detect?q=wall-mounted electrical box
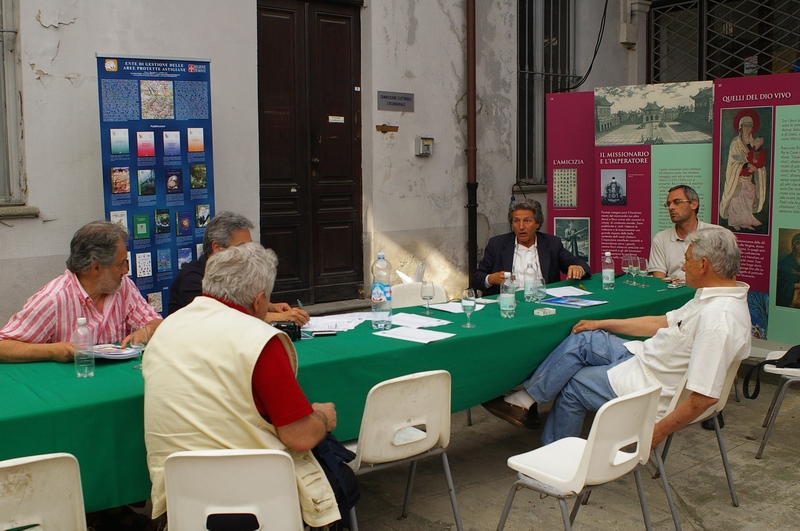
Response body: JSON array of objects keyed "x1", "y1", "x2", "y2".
[{"x1": 415, "y1": 136, "x2": 433, "y2": 156}]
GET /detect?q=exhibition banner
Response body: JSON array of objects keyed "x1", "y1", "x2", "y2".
[
  {"x1": 546, "y1": 73, "x2": 800, "y2": 343},
  {"x1": 96, "y1": 56, "x2": 215, "y2": 315}
]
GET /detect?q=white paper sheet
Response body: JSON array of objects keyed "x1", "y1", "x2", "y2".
[
  {"x1": 391, "y1": 313, "x2": 452, "y2": 328},
  {"x1": 546, "y1": 286, "x2": 591, "y2": 297},
  {"x1": 428, "y1": 302, "x2": 486, "y2": 314},
  {"x1": 373, "y1": 326, "x2": 455, "y2": 344}
]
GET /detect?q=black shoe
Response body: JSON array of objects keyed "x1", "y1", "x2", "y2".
[
  {"x1": 701, "y1": 411, "x2": 724, "y2": 430},
  {"x1": 482, "y1": 397, "x2": 540, "y2": 429}
]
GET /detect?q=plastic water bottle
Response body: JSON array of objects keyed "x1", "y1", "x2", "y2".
[
  {"x1": 602, "y1": 252, "x2": 615, "y2": 290},
  {"x1": 371, "y1": 252, "x2": 392, "y2": 330},
  {"x1": 499, "y1": 272, "x2": 516, "y2": 318},
  {"x1": 73, "y1": 317, "x2": 95, "y2": 378},
  {"x1": 523, "y1": 263, "x2": 536, "y2": 303}
]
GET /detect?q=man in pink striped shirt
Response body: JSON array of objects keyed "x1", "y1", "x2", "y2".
[{"x1": 0, "y1": 221, "x2": 162, "y2": 363}]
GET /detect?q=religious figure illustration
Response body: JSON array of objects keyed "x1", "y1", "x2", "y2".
[
  {"x1": 777, "y1": 231, "x2": 800, "y2": 309},
  {"x1": 719, "y1": 109, "x2": 768, "y2": 232}
]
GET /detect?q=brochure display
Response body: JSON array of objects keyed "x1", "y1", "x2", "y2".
[{"x1": 97, "y1": 56, "x2": 215, "y2": 315}]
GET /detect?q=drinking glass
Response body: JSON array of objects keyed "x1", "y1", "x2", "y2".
[
  {"x1": 420, "y1": 280, "x2": 435, "y2": 315},
  {"x1": 637, "y1": 257, "x2": 650, "y2": 288},
  {"x1": 533, "y1": 276, "x2": 547, "y2": 304},
  {"x1": 461, "y1": 289, "x2": 476, "y2": 328},
  {"x1": 622, "y1": 255, "x2": 633, "y2": 285},
  {"x1": 629, "y1": 256, "x2": 641, "y2": 287},
  {"x1": 131, "y1": 325, "x2": 149, "y2": 370}
]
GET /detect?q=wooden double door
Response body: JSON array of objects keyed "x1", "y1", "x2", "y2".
[{"x1": 257, "y1": 0, "x2": 363, "y2": 304}]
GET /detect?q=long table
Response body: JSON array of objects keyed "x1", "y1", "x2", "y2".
[{"x1": 0, "y1": 275, "x2": 692, "y2": 511}]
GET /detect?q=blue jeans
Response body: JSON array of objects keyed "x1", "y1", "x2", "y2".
[{"x1": 522, "y1": 330, "x2": 633, "y2": 445}]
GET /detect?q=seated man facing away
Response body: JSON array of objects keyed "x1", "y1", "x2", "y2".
[
  {"x1": 144, "y1": 243, "x2": 357, "y2": 528},
  {"x1": 472, "y1": 199, "x2": 589, "y2": 297},
  {"x1": 483, "y1": 227, "x2": 751, "y2": 448},
  {"x1": 168, "y1": 210, "x2": 309, "y2": 326},
  {"x1": 0, "y1": 220, "x2": 160, "y2": 363},
  {"x1": 649, "y1": 184, "x2": 717, "y2": 281}
]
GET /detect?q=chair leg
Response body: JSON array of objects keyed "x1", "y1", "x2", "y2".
[
  {"x1": 654, "y1": 448, "x2": 682, "y2": 531},
  {"x1": 496, "y1": 482, "x2": 522, "y2": 531},
  {"x1": 348, "y1": 507, "x2": 358, "y2": 531},
  {"x1": 441, "y1": 452, "x2": 464, "y2": 531},
  {"x1": 400, "y1": 461, "x2": 417, "y2": 518},
  {"x1": 558, "y1": 498, "x2": 573, "y2": 531},
  {"x1": 711, "y1": 415, "x2": 739, "y2": 506},
  {"x1": 653, "y1": 433, "x2": 674, "y2": 479},
  {"x1": 634, "y1": 466, "x2": 653, "y2": 531},
  {"x1": 757, "y1": 377, "x2": 800, "y2": 459},
  {"x1": 761, "y1": 375, "x2": 789, "y2": 428},
  {"x1": 466, "y1": 407, "x2": 473, "y2": 426},
  {"x1": 569, "y1": 491, "x2": 588, "y2": 525},
  {"x1": 734, "y1": 375, "x2": 740, "y2": 402}
]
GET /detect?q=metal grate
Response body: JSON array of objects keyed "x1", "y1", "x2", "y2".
[
  {"x1": 518, "y1": 0, "x2": 578, "y2": 184},
  {"x1": 651, "y1": 0, "x2": 800, "y2": 82}
]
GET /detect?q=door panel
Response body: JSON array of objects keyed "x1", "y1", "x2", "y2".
[{"x1": 258, "y1": 0, "x2": 362, "y2": 304}]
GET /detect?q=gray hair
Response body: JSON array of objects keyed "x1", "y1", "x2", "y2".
[
  {"x1": 686, "y1": 227, "x2": 740, "y2": 279},
  {"x1": 507, "y1": 199, "x2": 544, "y2": 226},
  {"x1": 668, "y1": 184, "x2": 701, "y2": 215},
  {"x1": 66, "y1": 221, "x2": 128, "y2": 274},
  {"x1": 202, "y1": 242, "x2": 278, "y2": 308},
  {"x1": 202, "y1": 211, "x2": 255, "y2": 255}
]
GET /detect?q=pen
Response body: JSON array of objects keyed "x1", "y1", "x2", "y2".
[
  {"x1": 657, "y1": 288, "x2": 667, "y2": 292},
  {"x1": 579, "y1": 284, "x2": 586, "y2": 290},
  {"x1": 297, "y1": 299, "x2": 304, "y2": 309}
]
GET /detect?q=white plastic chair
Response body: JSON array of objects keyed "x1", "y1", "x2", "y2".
[
  {"x1": 0, "y1": 452, "x2": 87, "y2": 531},
  {"x1": 654, "y1": 358, "x2": 744, "y2": 531},
  {"x1": 756, "y1": 350, "x2": 800, "y2": 459},
  {"x1": 344, "y1": 370, "x2": 463, "y2": 531},
  {"x1": 164, "y1": 449, "x2": 304, "y2": 531},
  {"x1": 390, "y1": 281, "x2": 448, "y2": 309},
  {"x1": 496, "y1": 386, "x2": 661, "y2": 531}
]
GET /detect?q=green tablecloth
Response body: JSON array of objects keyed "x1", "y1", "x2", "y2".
[
  {"x1": 0, "y1": 275, "x2": 692, "y2": 511},
  {"x1": 0, "y1": 356, "x2": 148, "y2": 512},
  {"x1": 297, "y1": 276, "x2": 693, "y2": 439}
]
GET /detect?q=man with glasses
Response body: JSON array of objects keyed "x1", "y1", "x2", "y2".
[{"x1": 649, "y1": 185, "x2": 717, "y2": 281}]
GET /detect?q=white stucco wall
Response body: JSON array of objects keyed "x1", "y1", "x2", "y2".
[
  {"x1": 0, "y1": 0, "x2": 648, "y2": 323},
  {"x1": 362, "y1": 0, "x2": 516, "y2": 298},
  {"x1": 0, "y1": 0, "x2": 259, "y2": 323}
]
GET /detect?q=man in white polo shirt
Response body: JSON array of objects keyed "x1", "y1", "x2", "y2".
[{"x1": 649, "y1": 184, "x2": 717, "y2": 280}]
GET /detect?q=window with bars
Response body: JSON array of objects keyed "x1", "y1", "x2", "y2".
[
  {"x1": 518, "y1": 0, "x2": 577, "y2": 185},
  {"x1": 650, "y1": 0, "x2": 800, "y2": 83}
]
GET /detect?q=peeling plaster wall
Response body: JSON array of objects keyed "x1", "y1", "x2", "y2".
[
  {"x1": 362, "y1": 0, "x2": 516, "y2": 299},
  {"x1": 0, "y1": 0, "x2": 258, "y2": 323}
]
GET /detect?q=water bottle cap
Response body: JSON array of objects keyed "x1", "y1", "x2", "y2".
[
  {"x1": 504, "y1": 272, "x2": 511, "y2": 278},
  {"x1": 77, "y1": 317, "x2": 87, "y2": 325},
  {"x1": 377, "y1": 252, "x2": 385, "y2": 259},
  {"x1": 605, "y1": 251, "x2": 611, "y2": 256}
]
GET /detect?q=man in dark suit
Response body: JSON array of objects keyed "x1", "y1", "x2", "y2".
[{"x1": 472, "y1": 199, "x2": 590, "y2": 297}]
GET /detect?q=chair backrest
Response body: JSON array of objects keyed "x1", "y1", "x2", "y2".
[
  {"x1": 390, "y1": 282, "x2": 448, "y2": 309},
  {"x1": 164, "y1": 449, "x2": 304, "y2": 531},
  {"x1": 581, "y1": 386, "x2": 661, "y2": 488},
  {"x1": 352, "y1": 370, "x2": 451, "y2": 468},
  {"x1": 664, "y1": 357, "x2": 744, "y2": 423},
  {"x1": 0, "y1": 452, "x2": 87, "y2": 531}
]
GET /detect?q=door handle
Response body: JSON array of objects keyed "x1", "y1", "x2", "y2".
[{"x1": 311, "y1": 157, "x2": 320, "y2": 164}]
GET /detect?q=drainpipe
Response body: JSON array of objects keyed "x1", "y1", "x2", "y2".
[{"x1": 466, "y1": 0, "x2": 478, "y2": 276}]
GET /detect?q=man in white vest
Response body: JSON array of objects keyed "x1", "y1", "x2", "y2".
[{"x1": 144, "y1": 242, "x2": 353, "y2": 528}]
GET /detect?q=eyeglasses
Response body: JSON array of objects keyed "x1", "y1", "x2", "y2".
[{"x1": 663, "y1": 198, "x2": 691, "y2": 208}]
